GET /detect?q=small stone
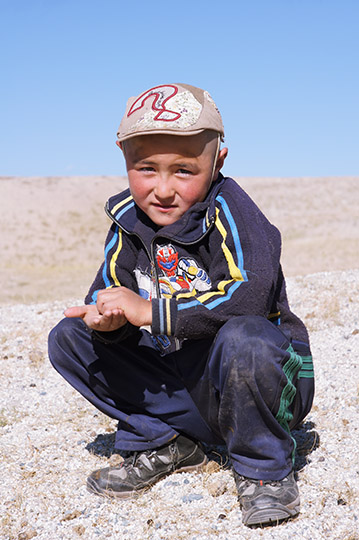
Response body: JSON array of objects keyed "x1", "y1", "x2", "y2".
[
  {"x1": 18, "y1": 527, "x2": 37, "y2": 540},
  {"x1": 61, "y1": 510, "x2": 81, "y2": 521},
  {"x1": 107, "y1": 454, "x2": 124, "y2": 466},
  {"x1": 205, "y1": 460, "x2": 221, "y2": 474},
  {"x1": 29, "y1": 349, "x2": 43, "y2": 365},
  {"x1": 164, "y1": 480, "x2": 180, "y2": 487},
  {"x1": 207, "y1": 479, "x2": 228, "y2": 497},
  {"x1": 182, "y1": 493, "x2": 203, "y2": 503},
  {"x1": 73, "y1": 524, "x2": 85, "y2": 536}
]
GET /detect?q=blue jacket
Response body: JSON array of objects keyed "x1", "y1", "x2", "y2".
[{"x1": 86, "y1": 174, "x2": 310, "y2": 353}]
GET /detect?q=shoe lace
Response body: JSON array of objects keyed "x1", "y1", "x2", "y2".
[
  {"x1": 125, "y1": 449, "x2": 160, "y2": 475},
  {"x1": 236, "y1": 474, "x2": 288, "y2": 490}
]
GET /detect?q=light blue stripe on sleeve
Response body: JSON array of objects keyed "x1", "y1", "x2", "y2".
[
  {"x1": 177, "y1": 280, "x2": 243, "y2": 311},
  {"x1": 102, "y1": 226, "x2": 119, "y2": 288},
  {"x1": 159, "y1": 299, "x2": 165, "y2": 334},
  {"x1": 216, "y1": 195, "x2": 247, "y2": 280},
  {"x1": 178, "y1": 299, "x2": 200, "y2": 311},
  {"x1": 204, "y1": 280, "x2": 243, "y2": 310}
]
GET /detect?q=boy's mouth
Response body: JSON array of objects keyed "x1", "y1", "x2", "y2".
[{"x1": 152, "y1": 203, "x2": 176, "y2": 212}]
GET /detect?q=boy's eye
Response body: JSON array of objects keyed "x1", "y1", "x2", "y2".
[
  {"x1": 177, "y1": 168, "x2": 192, "y2": 175},
  {"x1": 139, "y1": 166, "x2": 155, "y2": 172}
]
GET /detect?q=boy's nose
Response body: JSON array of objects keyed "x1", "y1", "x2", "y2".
[{"x1": 154, "y1": 176, "x2": 175, "y2": 200}]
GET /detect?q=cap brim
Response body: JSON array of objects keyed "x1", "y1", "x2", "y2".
[{"x1": 117, "y1": 128, "x2": 224, "y2": 143}]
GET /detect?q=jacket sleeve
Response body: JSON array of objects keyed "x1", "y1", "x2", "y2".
[
  {"x1": 151, "y1": 188, "x2": 281, "y2": 339},
  {"x1": 270, "y1": 265, "x2": 311, "y2": 345},
  {"x1": 84, "y1": 223, "x2": 140, "y2": 343}
]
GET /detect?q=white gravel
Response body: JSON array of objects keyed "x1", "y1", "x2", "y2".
[{"x1": 1, "y1": 270, "x2": 359, "y2": 540}]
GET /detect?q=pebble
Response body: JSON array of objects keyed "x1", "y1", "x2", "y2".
[{"x1": 182, "y1": 494, "x2": 204, "y2": 503}]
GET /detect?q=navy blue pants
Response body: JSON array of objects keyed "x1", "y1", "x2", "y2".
[{"x1": 48, "y1": 315, "x2": 314, "y2": 481}]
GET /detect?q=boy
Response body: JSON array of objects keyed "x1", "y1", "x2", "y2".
[{"x1": 48, "y1": 83, "x2": 314, "y2": 527}]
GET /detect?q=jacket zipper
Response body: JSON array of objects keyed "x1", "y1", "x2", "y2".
[{"x1": 106, "y1": 204, "x2": 216, "y2": 349}]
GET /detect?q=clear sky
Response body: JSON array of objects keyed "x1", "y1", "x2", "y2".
[{"x1": 1, "y1": 0, "x2": 358, "y2": 178}]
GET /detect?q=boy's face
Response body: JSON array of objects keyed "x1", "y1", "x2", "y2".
[{"x1": 121, "y1": 132, "x2": 228, "y2": 227}]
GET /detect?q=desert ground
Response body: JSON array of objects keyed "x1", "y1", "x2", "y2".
[{"x1": 0, "y1": 176, "x2": 358, "y2": 540}]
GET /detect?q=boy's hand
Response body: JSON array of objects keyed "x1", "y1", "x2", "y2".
[
  {"x1": 64, "y1": 304, "x2": 127, "y2": 332},
  {"x1": 64, "y1": 287, "x2": 152, "y2": 331},
  {"x1": 96, "y1": 287, "x2": 152, "y2": 327}
]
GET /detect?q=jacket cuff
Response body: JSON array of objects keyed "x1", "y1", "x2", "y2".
[
  {"x1": 151, "y1": 298, "x2": 177, "y2": 336},
  {"x1": 91, "y1": 323, "x2": 138, "y2": 344}
]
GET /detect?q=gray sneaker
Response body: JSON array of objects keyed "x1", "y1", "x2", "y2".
[
  {"x1": 87, "y1": 434, "x2": 207, "y2": 498},
  {"x1": 234, "y1": 470, "x2": 300, "y2": 527}
]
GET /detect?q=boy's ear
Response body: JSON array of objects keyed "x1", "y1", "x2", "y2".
[
  {"x1": 116, "y1": 140, "x2": 123, "y2": 150},
  {"x1": 214, "y1": 147, "x2": 228, "y2": 178}
]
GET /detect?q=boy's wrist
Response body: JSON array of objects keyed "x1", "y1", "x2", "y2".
[{"x1": 144, "y1": 300, "x2": 153, "y2": 326}]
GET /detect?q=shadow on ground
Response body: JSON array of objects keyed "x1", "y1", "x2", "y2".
[
  {"x1": 292, "y1": 421, "x2": 320, "y2": 471},
  {"x1": 85, "y1": 420, "x2": 320, "y2": 472},
  {"x1": 85, "y1": 432, "x2": 231, "y2": 467}
]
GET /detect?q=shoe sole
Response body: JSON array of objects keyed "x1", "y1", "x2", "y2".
[
  {"x1": 86, "y1": 455, "x2": 208, "y2": 499},
  {"x1": 243, "y1": 497, "x2": 300, "y2": 527}
]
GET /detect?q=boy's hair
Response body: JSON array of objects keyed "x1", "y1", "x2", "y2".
[{"x1": 117, "y1": 83, "x2": 225, "y2": 143}]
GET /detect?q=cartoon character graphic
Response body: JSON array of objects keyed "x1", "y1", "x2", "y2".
[
  {"x1": 134, "y1": 244, "x2": 211, "y2": 300},
  {"x1": 156, "y1": 245, "x2": 179, "y2": 277}
]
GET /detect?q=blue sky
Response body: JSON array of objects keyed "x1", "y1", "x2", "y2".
[{"x1": 1, "y1": 0, "x2": 358, "y2": 178}]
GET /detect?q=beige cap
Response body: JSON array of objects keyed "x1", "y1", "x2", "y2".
[{"x1": 117, "y1": 83, "x2": 224, "y2": 143}]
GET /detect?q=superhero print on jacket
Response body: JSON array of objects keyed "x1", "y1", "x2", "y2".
[{"x1": 135, "y1": 243, "x2": 211, "y2": 301}]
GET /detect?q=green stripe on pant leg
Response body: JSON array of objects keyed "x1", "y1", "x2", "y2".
[
  {"x1": 298, "y1": 354, "x2": 314, "y2": 378},
  {"x1": 275, "y1": 345, "x2": 303, "y2": 464}
]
